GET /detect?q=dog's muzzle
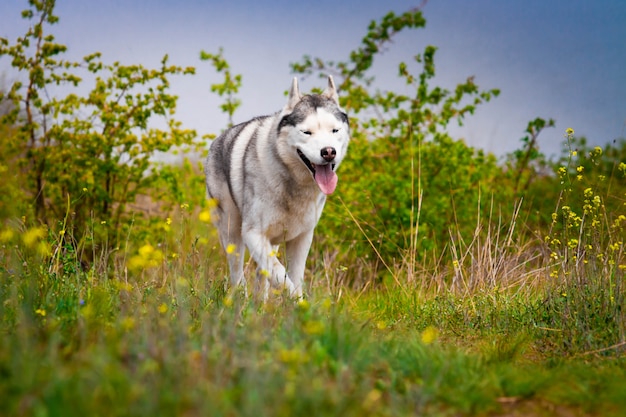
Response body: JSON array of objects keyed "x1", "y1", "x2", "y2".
[
  {"x1": 297, "y1": 148, "x2": 339, "y2": 195},
  {"x1": 297, "y1": 148, "x2": 337, "y2": 176}
]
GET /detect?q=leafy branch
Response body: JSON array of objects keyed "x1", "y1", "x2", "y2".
[
  {"x1": 290, "y1": 7, "x2": 500, "y2": 145},
  {"x1": 200, "y1": 48, "x2": 242, "y2": 127}
]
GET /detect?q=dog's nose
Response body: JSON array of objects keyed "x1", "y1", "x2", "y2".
[{"x1": 321, "y1": 147, "x2": 336, "y2": 162}]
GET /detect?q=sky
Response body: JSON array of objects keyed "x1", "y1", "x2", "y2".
[{"x1": 1, "y1": 0, "x2": 625, "y2": 158}]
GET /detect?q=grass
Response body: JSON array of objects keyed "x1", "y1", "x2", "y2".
[
  {"x1": 1, "y1": 232, "x2": 625, "y2": 417},
  {"x1": 1, "y1": 134, "x2": 625, "y2": 416}
]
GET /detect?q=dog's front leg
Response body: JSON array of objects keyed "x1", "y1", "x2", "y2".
[
  {"x1": 243, "y1": 230, "x2": 296, "y2": 299},
  {"x1": 286, "y1": 229, "x2": 314, "y2": 299}
]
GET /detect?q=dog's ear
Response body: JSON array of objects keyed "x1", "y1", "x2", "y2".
[
  {"x1": 284, "y1": 77, "x2": 301, "y2": 112},
  {"x1": 323, "y1": 75, "x2": 339, "y2": 104}
]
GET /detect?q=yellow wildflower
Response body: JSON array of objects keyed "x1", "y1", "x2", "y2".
[
  {"x1": 121, "y1": 317, "x2": 136, "y2": 331},
  {"x1": 198, "y1": 210, "x2": 211, "y2": 223},
  {"x1": 421, "y1": 326, "x2": 439, "y2": 345},
  {"x1": 139, "y1": 244, "x2": 155, "y2": 257},
  {"x1": 129, "y1": 244, "x2": 164, "y2": 271},
  {"x1": 0, "y1": 229, "x2": 14, "y2": 243},
  {"x1": 303, "y1": 320, "x2": 324, "y2": 335},
  {"x1": 297, "y1": 299, "x2": 310, "y2": 311},
  {"x1": 207, "y1": 198, "x2": 218, "y2": 209},
  {"x1": 22, "y1": 227, "x2": 46, "y2": 248},
  {"x1": 278, "y1": 348, "x2": 300, "y2": 364}
]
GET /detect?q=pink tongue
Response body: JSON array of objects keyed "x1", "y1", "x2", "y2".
[{"x1": 314, "y1": 164, "x2": 338, "y2": 195}]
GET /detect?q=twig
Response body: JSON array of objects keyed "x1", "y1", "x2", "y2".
[{"x1": 577, "y1": 341, "x2": 626, "y2": 357}]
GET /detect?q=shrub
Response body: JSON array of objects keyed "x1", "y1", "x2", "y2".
[
  {"x1": 0, "y1": 0, "x2": 202, "y2": 258},
  {"x1": 291, "y1": 9, "x2": 505, "y2": 283}
]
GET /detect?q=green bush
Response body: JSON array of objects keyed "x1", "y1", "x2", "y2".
[
  {"x1": 0, "y1": 0, "x2": 202, "y2": 257},
  {"x1": 291, "y1": 10, "x2": 508, "y2": 282}
]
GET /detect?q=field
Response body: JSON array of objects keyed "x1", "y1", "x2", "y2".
[
  {"x1": 2, "y1": 2, "x2": 626, "y2": 416},
  {"x1": 1, "y1": 205, "x2": 625, "y2": 417}
]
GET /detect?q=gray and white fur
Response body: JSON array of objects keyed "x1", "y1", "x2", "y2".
[{"x1": 204, "y1": 76, "x2": 350, "y2": 299}]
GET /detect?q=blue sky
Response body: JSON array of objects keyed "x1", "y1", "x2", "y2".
[{"x1": 1, "y1": 0, "x2": 625, "y2": 157}]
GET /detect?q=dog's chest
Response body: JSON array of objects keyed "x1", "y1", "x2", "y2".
[{"x1": 250, "y1": 193, "x2": 325, "y2": 243}]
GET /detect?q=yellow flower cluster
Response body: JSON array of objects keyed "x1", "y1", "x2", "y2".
[
  {"x1": 10, "y1": 227, "x2": 52, "y2": 256},
  {"x1": 560, "y1": 206, "x2": 582, "y2": 229},
  {"x1": 128, "y1": 243, "x2": 164, "y2": 272},
  {"x1": 198, "y1": 199, "x2": 218, "y2": 223}
]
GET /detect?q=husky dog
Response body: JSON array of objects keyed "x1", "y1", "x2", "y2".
[{"x1": 205, "y1": 76, "x2": 349, "y2": 299}]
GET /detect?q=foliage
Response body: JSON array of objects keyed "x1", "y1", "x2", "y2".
[
  {"x1": 200, "y1": 48, "x2": 242, "y2": 127},
  {"x1": 0, "y1": 0, "x2": 201, "y2": 255},
  {"x1": 505, "y1": 117, "x2": 555, "y2": 196},
  {"x1": 0, "y1": 121, "x2": 26, "y2": 220},
  {"x1": 291, "y1": 9, "x2": 503, "y2": 281}
]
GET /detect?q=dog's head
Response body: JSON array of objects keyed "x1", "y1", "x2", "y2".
[{"x1": 278, "y1": 76, "x2": 350, "y2": 195}]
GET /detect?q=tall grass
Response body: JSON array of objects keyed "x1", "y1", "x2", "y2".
[
  {"x1": 3, "y1": 243, "x2": 626, "y2": 416},
  {"x1": 0, "y1": 185, "x2": 626, "y2": 416},
  {"x1": 1, "y1": 132, "x2": 626, "y2": 416}
]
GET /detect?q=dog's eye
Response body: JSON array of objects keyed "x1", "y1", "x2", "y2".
[
  {"x1": 301, "y1": 130, "x2": 312, "y2": 136},
  {"x1": 332, "y1": 128, "x2": 340, "y2": 134}
]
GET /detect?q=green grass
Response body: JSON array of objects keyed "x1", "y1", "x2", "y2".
[
  {"x1": 2, "y1": 172, "x2": 625, "y2": 416},
  {"x1": 1, "y1": 248, "x2": 625, "y2": 417}
]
